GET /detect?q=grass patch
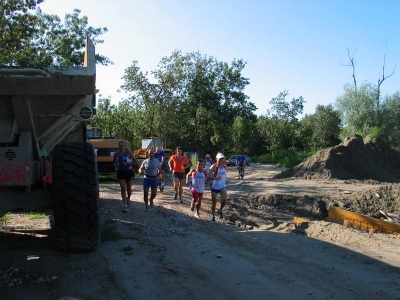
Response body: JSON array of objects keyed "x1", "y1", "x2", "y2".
[
  {"x1": 25, "y1": 212, "x2": 47, "y2": 219},
  {"x1": 271, "y1": 149, "x2": 316, "y2": 168},
  {"x1": 123, "y1": 245, "x2": 134, "y2": 255},
  {"x1": 0, "y1": 212, "x2": 11, "y2": 223},
  {"x1": 101, "y1": 183, "x2": 116, "y2": 188},
  {"x1": 253, "y1": 154, "x2": 272, "y2": 164},
  {"x1": 101, "y1": 219, "x2": 123, "y2": 242}
]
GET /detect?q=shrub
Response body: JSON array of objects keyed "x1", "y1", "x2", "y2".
[{"x1": 271, "y1": 149, "x2": 315, "y2": 168}]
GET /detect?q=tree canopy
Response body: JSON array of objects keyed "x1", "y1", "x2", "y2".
[
  {"x1": 5, "y1": 2, "x2": 400, "y2": 161},
  {"x1": 0, "y1": 0, "x2": 111, "y2": 67},
  {"x1": 92, "y1": 50, "x2": 257, "y2": 156}
]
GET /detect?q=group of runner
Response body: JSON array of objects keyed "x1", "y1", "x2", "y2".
[{"x1": 113, "y1": 140, "x2": 231, "y2": 221}]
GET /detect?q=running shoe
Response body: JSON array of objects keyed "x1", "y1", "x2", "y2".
[
  {"x1": 190, "y1": 205, "x2": 194, "y2": 212},
  {"x1": 174, "y1": 192, "x2": 178, "y2": 200},
  {"x1": 210, "y1": 215, "x2": 216, "y2": 222},
  {"x1": 194, "y1": 213, "x2": 200, "y2": 218},
  {"x1": 150, "y1": 198, "x2": 154, "y2": 207},
  {"x1": 218, "y1": 209, "x2": 223, "y2": 219},
  {"x1": 145, "y1": 205, "x2": 148, "y2": 212},
  {"x1": 123, "y1": 205, "x2": 129, "y2": 213},
  {"x1": 179, "y1": 197, "x2": 183, "y2": 204}
]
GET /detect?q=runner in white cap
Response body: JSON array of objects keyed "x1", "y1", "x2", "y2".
[{"x1": 207, "y1": 152, "x2": 228, "y2": 221}]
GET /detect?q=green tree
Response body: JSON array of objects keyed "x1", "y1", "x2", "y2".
[
  {"x1": 269, "y1": 90, "x2": 305, "y2": 122},
  {"x1": 298, "y1": 104, "x2": 341, "y2": 150},
  {"x1": 380, "y1": 92, "x2": 400, "y2": 148},
  {"x1": 0, "y1": 1, "x2": 111, "y2": 66},
  {"x1": 337, "y1": 47, "x2": 396, "y2": 142},
  {"x1": 90, "y1": 97, "x2": 117, "y2": 136},
  {"x1": 230, "y1": 115, "x2": 259, "y2": 155},
  {"x1": 336, "y1": 83, "x2": 378, "y2": 138},
  {"x1": 119, "y1": 51, "x2": 255, "y2": 156},
  {"x1": 0, "y1": 0, "x2": 44, "y2": 65},
  {"x1": 258, "y1": 91, "x2": 305, "y2": 154}
]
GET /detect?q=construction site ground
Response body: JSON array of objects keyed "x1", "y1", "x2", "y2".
[{"x1": 1, "y1": 161, "x2": 400, "y2": 299}]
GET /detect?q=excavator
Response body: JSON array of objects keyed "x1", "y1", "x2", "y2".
[{"x1": 86, "y1": 126, "x2": 131, "y2": 173}]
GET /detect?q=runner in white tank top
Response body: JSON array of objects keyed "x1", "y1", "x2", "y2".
[
  {"x1": 186, "y1": 160, "x2": 208, "y2": 218},
  {"x1": 207, "y1": 153, "x2": 228, "y2": 221}
]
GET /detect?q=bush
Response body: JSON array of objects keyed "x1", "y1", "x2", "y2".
[
  {"x1": 252, "y1": 154, "x2": 271, "y2": 164},
  {"x1": 271, "y1": 149, "x2": 315, "y2": 168}
]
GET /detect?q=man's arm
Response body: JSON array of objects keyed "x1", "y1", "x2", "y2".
[
  {"x1": 128, "y1": 150, "x2": 135, "y2": 166},
  {"x1": 186, "y1": 169, "x2": 194, "y2": 185},
  {"x1": 207, "y1": 165, "x2": 215, "y2": 180},
  {"x1": 139, "y1": 160, "x2": 146, "y2": 174},
  {"x1": 160, "y1": 151, "x2": 166, "y2": 165}
]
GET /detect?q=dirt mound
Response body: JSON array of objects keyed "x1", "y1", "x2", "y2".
[{"x1": 274, "y1": 134, "x2": 400, "y2": 182}]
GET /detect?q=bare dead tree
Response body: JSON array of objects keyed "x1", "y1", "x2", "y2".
[
  {"x1": 377, "y1": 44, "x2": 396, "y2": 103},
  {"x1": 341, "y1": 48, "x2": 358, "y2": 92},
  {"x1": 375, "y1": 44, "x2": 397, "y2": 127}
]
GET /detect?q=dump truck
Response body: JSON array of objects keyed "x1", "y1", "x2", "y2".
[{"x1": 0, "y1": 37, "x2": 99, "y2": 252}]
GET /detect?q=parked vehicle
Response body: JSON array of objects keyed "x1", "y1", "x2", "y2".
[
  {"x1": 227, "y1": 155, "x2": 251, "y2": 166},
  {"x1": 0, "y1": 38, "x2": 99, "y2": 252}
]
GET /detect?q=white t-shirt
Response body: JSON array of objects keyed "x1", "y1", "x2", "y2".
[{"x1": 141, "y1": 159, "x2": 160, "y2": 178}]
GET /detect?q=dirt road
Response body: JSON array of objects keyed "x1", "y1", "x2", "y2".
[{"x1": 1, "y1": 164, "x2": 400, "y2": 299}]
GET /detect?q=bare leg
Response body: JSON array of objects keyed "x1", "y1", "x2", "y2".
[
  {"x1": 173, "y1": 177, "x2": 179, "y2": 193},
  {"x1": 119, "y1": 179, "x2": 128, "y2": 205},
  {"x1": 150, "y1": 187, "x2": 157, "y2": 206},
  {"x1": 178, "y1": 179, "x2": 184, "y2": 196},
  {"x1": 127, "y1": 179, "x2": 132, "y2": 203},
  {"x1": 143, "y1": 186, "x2": 149, "y2": 207},
  {"x1": 160, "y1": 170, "x2": 165, "y2": 184},
  {"x1": 220, "y1": 189, "x2": 227, "y2": 210},
  {"x1": 196, "y1": 194, "x2": 203, "y2": 214},
  {"x1": 211, "y1": 192, "x2": 217, "y2": 217},
  {"x1": 191, "y1": 197, "x2": 195, "y2": 209}
]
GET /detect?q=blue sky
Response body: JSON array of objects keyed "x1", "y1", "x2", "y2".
[{"x1": 39, "y1": 0, "x2": 400, "y2": 116}]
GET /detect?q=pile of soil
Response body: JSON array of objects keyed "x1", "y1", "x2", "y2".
[{"x1": 274, "y1": 134, "x2": 400, "y2": 183}]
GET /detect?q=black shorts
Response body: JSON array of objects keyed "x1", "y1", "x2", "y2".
[
  {"x1": 173, "y1": 172, "x2": 186, "y2": 180},
  {"x1": 161, "y1": 165, "x2": 168, "y2": 171},
  {"x1": 117, "y1": 169, "x2": 134, "y2": 182}
]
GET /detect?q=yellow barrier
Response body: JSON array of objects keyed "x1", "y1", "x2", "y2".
[{"x1": 327, "y1": 207, "x2": 400, "y2": 235}]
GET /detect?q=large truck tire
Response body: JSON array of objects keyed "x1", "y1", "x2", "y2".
[{"x1": 52, "y1": 142, "x2": 100, "y2": 252}]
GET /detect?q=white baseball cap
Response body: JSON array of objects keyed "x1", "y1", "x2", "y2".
[{"x1": 216, "y1": 153, "x2": 225, "y2": 159}]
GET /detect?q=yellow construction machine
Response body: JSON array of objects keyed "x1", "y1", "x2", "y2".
[
  {"x1": 86, "y1": 126, "x2": 131, "y2": 173},
  {"x1": 134, "y1": 137, "x2": 172, "y2": 169}
]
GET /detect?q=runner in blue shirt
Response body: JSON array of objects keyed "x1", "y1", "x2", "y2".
[
  {"x1": 154, "y1": 146, "x2": 167, "y2": 190},
  {"x1": 236, "y1": 153, "x2": 246, "y2": 178}
]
